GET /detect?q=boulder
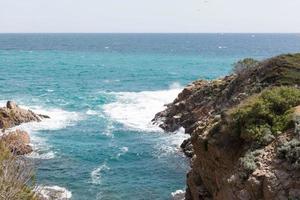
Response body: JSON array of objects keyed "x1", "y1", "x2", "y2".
[{"x1": 1, "y1": 129, "x2": 32, "y2": 155}]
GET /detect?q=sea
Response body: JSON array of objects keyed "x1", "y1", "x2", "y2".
[{"x1": 0, "y1": 33, "x2": 299, "y2": 200}]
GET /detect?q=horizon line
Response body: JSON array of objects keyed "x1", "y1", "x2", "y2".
[{"x1": 0, "y1": 32, "x2": 299, "y2": 34}]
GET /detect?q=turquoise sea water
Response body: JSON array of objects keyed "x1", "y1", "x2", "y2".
[{"x1": 0, "y1": 34, "x2": 300, "y2": 199}]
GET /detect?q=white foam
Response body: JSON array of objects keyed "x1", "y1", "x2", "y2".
[
  {"x1": 91, "y1": 163, "x2": 110, "y2": 185},
  {"x1": 171, "y1": 189, "x2": 185, "y2": 200},
  {"x1": 47, "y1": 89, "x2": 54, "y2": 93},
  {"x1": 0, "y1": 101, "x2": 82, "y2": 133},
  {"x1": 103, "y1": 79, "x2": 120, "y2": 83},
  {"x1": 103, "y1": 84, "x2": 182, "y2": 132},
  {"x1": 0, "y1": 101, "x2": 83, "y2": 160},
  {"x1": 86, "y1": 109, "x2": 99, "y2": 116},
  {"x1": 102, "y1": 120, "x2": 115, "y2": 138},
  {"x1": 35, "y1": 185, "x2": 72, "y2": 200},
  {"x1": 155, "y1": 128, "x2": 189, "y2": 157},
  {"x1": 115, "y1": 146, "x2": 129, "y2": 159},
  {"x1": 27, "y1": 151, "x2": 56, "y2": 160},
  {"x1": 14, "y1": 105, "x2": 83, "y2": 133}
]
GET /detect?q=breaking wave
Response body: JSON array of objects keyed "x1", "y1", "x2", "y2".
[{"x1": 103, "y1": 83, "x2": 182, "y2": 132}]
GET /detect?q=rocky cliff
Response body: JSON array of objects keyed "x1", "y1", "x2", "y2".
[{"x1": 153, "y1": 53, "x2": 300, "y2": 200}]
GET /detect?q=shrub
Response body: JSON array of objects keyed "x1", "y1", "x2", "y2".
[
  {"x1": 232, "y1": 58, "x2": 259, "y2": 75},
  {"x1": 278, "y1": 139, "x2": 300, "y2": 169},
  {"x1": 229, "y1": 87, "x2": 300, "y2": 142},
  {"x1": 0, "y1": 142, "x2": 38, "y2": 200},
  {"x1": 240, "y1": 150, "x2": 262, "y2": 175}
]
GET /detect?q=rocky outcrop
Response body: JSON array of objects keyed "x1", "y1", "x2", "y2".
[
  {"x1": 1, "y1": 129, "x2": 32, "y2": 155},
  {"x1": 0, "y1": 101, "x2": 50, "y2": 155},
  {"x1": 0, "y1": 101, "x2": 49, "y2": 130},
  {"x1": 153, "y1": 54, "x2": 300, "y2": 135},
  {"x1": 153, "y1": 53, "x2": 300, "y2": 199}
]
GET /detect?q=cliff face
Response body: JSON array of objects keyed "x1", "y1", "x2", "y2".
[{"x1": 153, "y1": 53, "x2": 300, "y2": 200}]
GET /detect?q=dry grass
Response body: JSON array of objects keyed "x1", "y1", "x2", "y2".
[{"x1": 0, "y1": 142, "x2": 38, "y2": 200}]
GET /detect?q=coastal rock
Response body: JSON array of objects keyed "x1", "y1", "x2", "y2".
[
  {"x1": 180, "y1": 138, "x2": 194, "y2": 157},
  {"x1": 0, "y1": 101, "x2": 50, "y2": 129},
  {"x1": 1, "y1": 129, "x2": 32, "y2": 155},
  {"x1": 153, "y1": 53, "x2": 300, "y2": 199}
]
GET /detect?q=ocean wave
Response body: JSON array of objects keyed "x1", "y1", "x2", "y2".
[
  {"x1": 86, "y1": 109, "x2": 99, "y2": 116},
  {"x1": 91, "y1": 163, "x2": 110, "y2": 185},
  {"x1": 114, "y1": 146, "x2": 129, "y2": 159},
  {"x1": 171, "y1": 189, "x2": 185, "y2": 200},
  {"x1": 103, "y1": 83, "x2": 182, "y2": 132},
  {"x1": 154, "y1": 128, "x2": 189, "y2": 157},
  {"x1": 27, "y1": 151, "x2": 56, "y2": 160},
  {"x1": 35, "y1": 185, "x2": 72, "y2": 200},
  {"x1": 14, "y1": 105, "x2": 83, "y2": 132}
]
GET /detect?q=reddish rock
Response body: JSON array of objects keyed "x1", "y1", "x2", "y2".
[{"x1": 1, "y1": 129, "x2": 33, "y2": 155}]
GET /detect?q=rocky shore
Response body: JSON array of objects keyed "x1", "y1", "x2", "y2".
[
  {"x1": 0, "y1": 101, "x2": 49, "y2": 155},
  {"x1": 153, "y1": 53, "x2": 300, "y2": 199}
]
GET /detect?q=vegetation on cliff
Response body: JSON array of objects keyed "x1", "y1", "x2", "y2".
[
  {"x1": 278, "y1": 139, "x2": 300, "y2": 169},
  {"x1": 229, "y1": 86, "x2": 300, "y2": 142},
  {"x1": 0, "y1": 142, "x2": 37, "y2": 200},
  {"x1": 0, "y1": 102, "x2": 48, "y2": 200}
]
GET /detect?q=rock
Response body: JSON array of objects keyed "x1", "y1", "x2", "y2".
[
  {"x1": 289, "y1": 189, "x2": 300, "y2": 198},
  {"x1": 1, "y1": 129, "x2": 32, "y2": 155},
  {"x1": 39, "y1": 114, "x2": 51, "y2": 119},
  {"x1": 6, "y1": 101, "x2": 17, "y2": 109},
  {"x1": 0, "y1": 101, "x2": 50, "y2": 129},
  {"x1": 181, "y1": 138, "x2": 194, "y2": 157}
]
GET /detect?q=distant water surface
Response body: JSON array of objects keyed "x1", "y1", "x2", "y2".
[{"x1": 0, "y1": 33, "x2": 299, "y2": 199}]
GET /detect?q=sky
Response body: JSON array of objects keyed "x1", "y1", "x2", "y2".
[{"x1": 0, "y1": 0, "x2": 300, "y2": 33}]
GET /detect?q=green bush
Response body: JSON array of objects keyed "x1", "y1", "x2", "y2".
[
  {"x1": 240, "y1": 150, "x2": 262, "y2": 173},
  {"x1": 232, "y1": 58, "x2": 259, "y2": 75},
  {"x1": 229, "y1": 87, "x2": 300, "y2": 141}
]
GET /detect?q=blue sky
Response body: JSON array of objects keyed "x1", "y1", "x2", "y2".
[{"x1": 0, "y1": 0, "x2": 300, "y2": 33}]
